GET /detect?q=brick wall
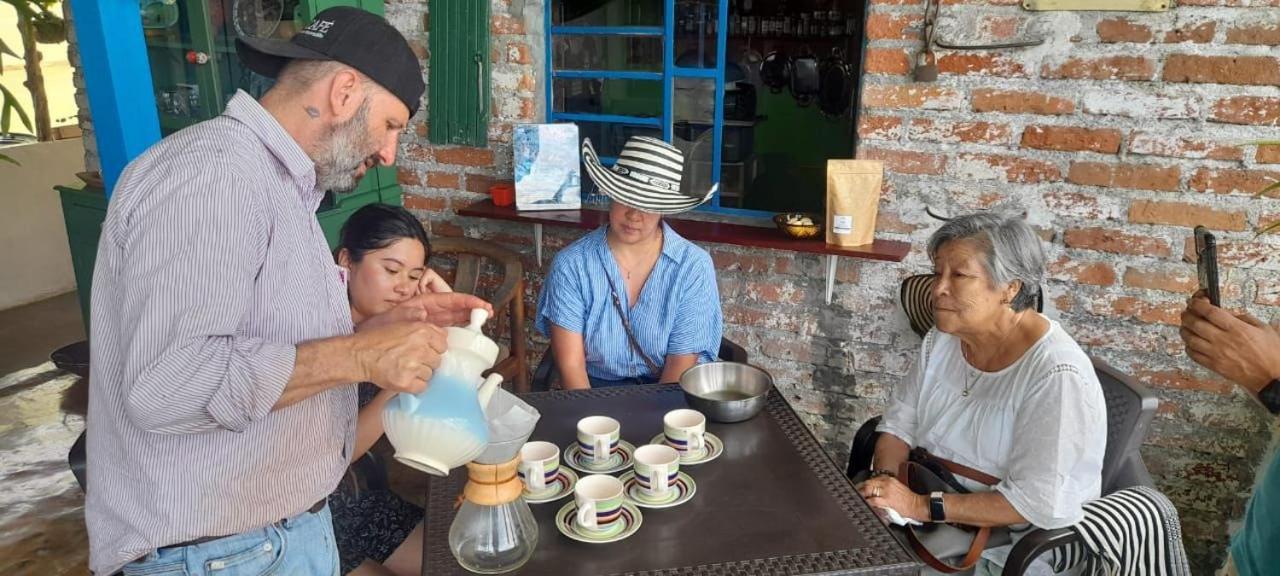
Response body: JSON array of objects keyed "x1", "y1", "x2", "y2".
[
  {"x1": 856, "y1": 3, "x2": 1280, "y2": 571},
  {"x1": 62, "y1": 0, "x2": 98, "y2": 173}
]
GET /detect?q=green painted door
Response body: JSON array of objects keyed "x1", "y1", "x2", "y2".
[{"x1": 428, "y1": 0, "x2": 490, "y2": 147}]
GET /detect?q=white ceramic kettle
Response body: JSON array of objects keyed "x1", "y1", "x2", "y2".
[{"x1": 382, "y1": 309, "x2": 505, "y2": 476}]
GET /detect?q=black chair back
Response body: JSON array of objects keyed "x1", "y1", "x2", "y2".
[{"x1": 1093, "y1": 358, "x2": 1157, "y2": 492}]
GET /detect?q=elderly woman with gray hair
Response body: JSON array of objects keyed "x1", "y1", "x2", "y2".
[{"x1": 858, "y1": 211, "x2": 1106, "y2": 575}]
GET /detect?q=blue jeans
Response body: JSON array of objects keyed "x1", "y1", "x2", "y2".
[
  {"x1": 121, "y1": 505, "x2": 339, "y2": 576},
  {"x1": 588, "y1": 375, "x2": 659, "y2": 388}
]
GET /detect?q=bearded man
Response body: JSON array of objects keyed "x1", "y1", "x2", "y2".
[{"x1": 84, "y1": 8, "x2": 487, "y2": 575}]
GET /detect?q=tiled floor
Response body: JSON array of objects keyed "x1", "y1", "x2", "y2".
[
  {"x1": 0, "y1": 292, "x2": 85, "y2": 376},
  {"x1": 0, "y1": 293, "x2": 427, "y2": 575},
  {"x1": 0, "y1": 293, "x2": 89, "y2": 576}
]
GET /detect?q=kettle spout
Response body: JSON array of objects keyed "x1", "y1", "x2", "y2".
[{"x1": 477, "y1": 372, "x2": 504, "y2": 409}]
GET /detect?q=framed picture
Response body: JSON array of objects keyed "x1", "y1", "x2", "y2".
[{"x1": 514, "y1": 124, "x2": 582, "y2": 211}]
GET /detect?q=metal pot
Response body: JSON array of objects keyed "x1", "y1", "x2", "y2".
[
  {"x1": 678, "y1": 362, "x2": 774, "y2": 423},
  {"x1": 760, "y1": 51, "x2": 791, "y2": 94}
]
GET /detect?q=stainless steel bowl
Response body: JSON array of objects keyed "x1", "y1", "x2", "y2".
[{"x1": 678, "y1": 362, "x2": 774, "y2": 423}]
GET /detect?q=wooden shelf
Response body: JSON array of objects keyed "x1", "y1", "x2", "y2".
[{"x1": 457, "y1": 199, "x2": 909, "y2": 262}]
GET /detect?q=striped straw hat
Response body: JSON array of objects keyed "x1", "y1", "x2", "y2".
[{"x1": 581, "y1": 136, "x2": 717, "y2": 215}]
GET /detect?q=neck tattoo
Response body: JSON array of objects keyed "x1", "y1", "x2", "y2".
[{"x1": 304, "y1": 106, "x2": 321, "y2": 119}]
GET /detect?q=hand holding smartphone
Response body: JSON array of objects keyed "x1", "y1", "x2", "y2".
[{"x1": 1194, "y1": 226, "x2": 1221, "y2": 307}]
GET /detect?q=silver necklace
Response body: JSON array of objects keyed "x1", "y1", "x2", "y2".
[
  {"x1": 960, "y1": 311, "x2": 1026, "y2": 398},
  {"x1": 962, "y1": 367, "x2": 982, "y2": 397}
]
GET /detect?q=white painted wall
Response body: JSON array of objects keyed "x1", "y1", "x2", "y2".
[{"x1": 0, "y1": 139, "x2": 82, "y2": 310}]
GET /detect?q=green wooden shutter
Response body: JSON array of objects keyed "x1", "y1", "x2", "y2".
[
  {"x1": 428, "y1": 0, "x2": 490, "y2": 147},
  {"x1": 303, "y1": 0, "x2": 386, "y2": 18}
]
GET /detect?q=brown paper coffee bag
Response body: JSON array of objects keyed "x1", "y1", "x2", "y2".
[{"x1": 826, "y1": 160, "x2": 883, "y2": 246}]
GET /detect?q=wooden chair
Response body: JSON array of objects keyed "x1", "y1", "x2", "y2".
[{"x1": 431, "y1": 237, "x2": 529, "y2": 392}]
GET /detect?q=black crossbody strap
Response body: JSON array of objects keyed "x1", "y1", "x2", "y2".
[{"x1": 609, "y1": 290, "x2": 662, "y2": 375}]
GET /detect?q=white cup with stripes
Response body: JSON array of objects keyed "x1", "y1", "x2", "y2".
[
  {"x1": 662, "y1": 409, "x2": 706, "y2": 458},
  {"x1": 518, "y1": 441, "x2": 560, "y2": 493},
  {"x1": 633, "y1": 444, "x2": 680, "y2": 499},
  {"x1": 576, "y1": 416, "x2": 621, "y2": 466}
]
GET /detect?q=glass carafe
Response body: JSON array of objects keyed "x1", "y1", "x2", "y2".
[{"x1": 449, "y1": 458, "x2": 539, "y2": 574}]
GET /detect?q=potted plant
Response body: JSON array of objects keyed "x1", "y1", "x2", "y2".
[
  {"x1": 0, "y1": 38, "x2": 33, "y2": 165},
  {"x1": 30, "y1": 8, "x2": 66, "y2": 44},
  {"x1": 1, "y1": 0, "x2": 63, "y2": 144}
]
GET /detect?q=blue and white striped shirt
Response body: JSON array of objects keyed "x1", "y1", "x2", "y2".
[{"x1": 536, "y1": 223, "x2": 722, "y2": 382}]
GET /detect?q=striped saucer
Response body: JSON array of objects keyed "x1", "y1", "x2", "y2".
[
  {"x1": 564, "y1": 440, "x2": 636, "y2": 474},
  {"x1": 648, "y1": 432, "x2": 723, "y2": 465},
  {"x1": 620, "y1": 470, "x2": 697, "y2": 509},
  {"x1": 555, "y1": 501, "x2": 643, "y2": 544}
]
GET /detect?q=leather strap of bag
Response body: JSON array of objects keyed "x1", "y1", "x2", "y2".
[
  {"x1": 897, "y1": 459, "x2": 993, "y2": 574},
  {"x1": 912, "y1": 447, "x2": 1000, "y2": 487},
  {"x1": 609, "y1": 290, "x2": 661, "y2": 376}
]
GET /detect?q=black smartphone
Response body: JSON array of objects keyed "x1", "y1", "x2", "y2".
[{"x1": 1194, "y1": 226, "x2": 1221, "y2": 307}]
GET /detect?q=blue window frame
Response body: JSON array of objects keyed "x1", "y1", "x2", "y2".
[{"x1": 546, "y1": 0, "x2": 770, "y2": 217}]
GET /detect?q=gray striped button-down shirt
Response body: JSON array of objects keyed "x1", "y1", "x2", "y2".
[{"x1": 86, "y1": 91, "x2": 357, "y2": 575}]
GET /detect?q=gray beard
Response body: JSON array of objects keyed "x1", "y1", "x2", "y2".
[{"x1": 314, "y1": 99, "x2": 375, "y2": 193}]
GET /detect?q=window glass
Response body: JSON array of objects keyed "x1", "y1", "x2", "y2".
[
  {"x1": 554, "y1": 36, "x2": 663, "y2": 72},
  {"x1": 553, "y1": 0, "x2": 663, "y2": 26}
]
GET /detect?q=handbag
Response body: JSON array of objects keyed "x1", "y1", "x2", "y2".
[{"x1": 898, "y1": 448, "x2": 1009, "y2": 573}]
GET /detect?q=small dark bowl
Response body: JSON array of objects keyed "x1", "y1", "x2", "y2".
[{"x1": 773, "y1": 212, "x2": 823, "y2": 240}]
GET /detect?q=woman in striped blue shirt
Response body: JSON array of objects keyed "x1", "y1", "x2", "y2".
[{"x1": 536, "y1": 136, "x2": 724, "y2": 388}]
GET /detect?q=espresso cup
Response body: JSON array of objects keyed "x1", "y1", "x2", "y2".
[
  {"x1": 574, "y1": 474, "x2": 625, "y2": 532},
  {"x1": 633, "y1": 444, "x2": 680, "y2": 499},
  {"x1": 576, "y1": 416, "x2": 621, "y2": 465},
  {"x1": 662, "y1": 409, "x2": 706, "y2": 457},
  {"x1": 518, "y1": 441, "x2": 560, "y2": 493}
]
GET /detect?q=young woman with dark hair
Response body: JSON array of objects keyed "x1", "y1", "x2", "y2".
[{"x1": 328, "y1": 203, "x2": 448, "y2": 576}]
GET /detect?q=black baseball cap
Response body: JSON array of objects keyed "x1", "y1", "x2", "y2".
[{"x1": 236, "y1": 7, "x2": 425, "y2": 116}]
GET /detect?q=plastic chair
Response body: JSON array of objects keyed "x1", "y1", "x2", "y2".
[
  {"x1": 1000, "y1": 359, "x2": 1157, "y2": 574},
  {"x1": 531, "y1": 337, "x2": 749, "y2": 391},
  {"x1": 51, "y1": 341, "x2": 90, "y2": 492},
  {"x1": 431, "y1": 237, "x2": 529, "y2": 392}
]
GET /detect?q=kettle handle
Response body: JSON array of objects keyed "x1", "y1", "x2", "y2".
[
  {"x1": 477, "y1": 372, "x2": 504, "y2": 408},
  {"x1": 468, "y1": 308, "x2": 490, "y2": 332}
]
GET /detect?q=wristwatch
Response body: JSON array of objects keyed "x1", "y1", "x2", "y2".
[
  {"x1": 1260, "y1": 379, "x2": 1280, "y2": 415},
  {"x1": 929, "y1": 491, "x2": 946, "y2": 523}
]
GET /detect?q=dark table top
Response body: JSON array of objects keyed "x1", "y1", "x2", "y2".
[{"x1": 422, "y1": 384, "x2": 920, "y2": 576}]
